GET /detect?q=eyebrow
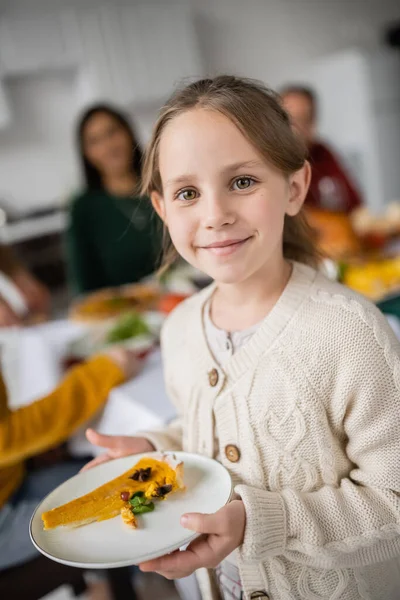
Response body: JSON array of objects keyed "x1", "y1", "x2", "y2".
[{"x1": 164, "y1": 160, "x2": 264, "y2": 188}]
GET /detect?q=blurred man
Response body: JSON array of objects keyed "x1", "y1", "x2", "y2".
[{"x1": 281, "y1": 85, "x2": 362, "y2": 213}]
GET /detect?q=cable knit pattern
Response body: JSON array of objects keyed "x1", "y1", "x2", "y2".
[{"x1": 141, "y1": 262, "x2": 400, "y2": 600}]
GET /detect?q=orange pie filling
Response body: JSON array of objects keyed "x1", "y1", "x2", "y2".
[{"x1": 42, "y1": 454, "x2": 185, "y2": 530}]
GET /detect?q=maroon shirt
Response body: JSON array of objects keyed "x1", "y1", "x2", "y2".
[{"x1": 307, "y1": 142, "x2": 362, "y2": 213}]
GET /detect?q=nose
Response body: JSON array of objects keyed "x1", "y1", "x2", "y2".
[{"x1": 203, "y1": 192, "x2": 235, "y2": 230}]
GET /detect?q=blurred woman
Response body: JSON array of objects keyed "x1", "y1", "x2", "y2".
[{"x1": 66, "y1": 105, "x2": 161, "y2": 295}]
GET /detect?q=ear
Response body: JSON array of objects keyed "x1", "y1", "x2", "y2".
[
  {"x1": 151, "y1": 191, "x2": 167, "y2": 223},
  {"x1": 286, "y1": 161, "x2": 311, "y2": 216}
]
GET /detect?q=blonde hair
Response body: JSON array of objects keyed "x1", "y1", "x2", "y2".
[{"x1": 141, "y1": 75, "x2": 319, "y2": 271}]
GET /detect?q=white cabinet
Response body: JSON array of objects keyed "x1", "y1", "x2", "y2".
[
  {"x1": 0, "y1": 10, "x2": 82, "y2": 75},
  {"x1": 0, "y1": 3, "x2": 202, "y2": 125},
  {"x1": 76, "y1": 4, "x2": 202, "y2": 106}
]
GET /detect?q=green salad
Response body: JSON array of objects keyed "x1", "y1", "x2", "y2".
[{"x1": 106, "y1": 311, "x2": 150, "y2": 344}]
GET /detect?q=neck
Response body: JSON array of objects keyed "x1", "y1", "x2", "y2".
[
  {"x1": 211, "y1": 257, "x2": 292, "y2": 331},
  {"x1": 103, "y1": 172, "x2": 137, "y2": 197}
]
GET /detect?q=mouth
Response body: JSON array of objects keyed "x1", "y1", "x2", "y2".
[{"x1": 198, "y1": 237, "x2": 252, "y2": 256}]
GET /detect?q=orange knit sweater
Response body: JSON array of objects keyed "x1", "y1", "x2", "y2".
[{"x1": 0, "y1": 356, "x2": 124, "y2": 508}]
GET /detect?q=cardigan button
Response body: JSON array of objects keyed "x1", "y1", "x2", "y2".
[
  {"x1": 225, "y1": 444, "x2": 240, "y2": 463},
  {"x1": 250, "y1": 592, "x2": 269, "y2": 599},
  {"x1": 208, "y1": 368, "x2": 219, "y2": 387}
]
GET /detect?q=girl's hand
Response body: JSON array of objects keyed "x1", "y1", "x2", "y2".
[
  {"x1": 81, "y1": 430, "x2": 155, "y2": 472},
  {"x1": 140, "y1": 500, "x2": 246, "y2": 579}
]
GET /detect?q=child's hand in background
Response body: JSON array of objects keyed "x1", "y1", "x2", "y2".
[
  {"x1": 80, "y1": 430, "x2": 155, "y2": 472},
  {"x1": 140, "y1": 500, "x2": 246, "y2": 579}
]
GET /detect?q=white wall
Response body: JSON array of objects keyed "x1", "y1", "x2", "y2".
[
  {"x1": 191, "y1": 0, "x2": 400, "y2": 86},
  {"x1": 0, "y1": 0, "x2": 399, "y2": 212},
  {"x1": 0, "y1": 71, "x2": 81, "y2": 213}
]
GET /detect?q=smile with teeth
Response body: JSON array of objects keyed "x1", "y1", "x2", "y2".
[{"x1": 199, "y1": 237, "x2": 252, "y2": 256}]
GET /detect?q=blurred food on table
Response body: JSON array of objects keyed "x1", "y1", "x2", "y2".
[
  {"x1": 341, "y1": 257, "x2": 400, "y2": 302},
  {"x1": 63, "y1": 264, "x2": 199, "y2": 367},
  {"x1": 64, "y1": 310, "x2": 163, "y2": 368},
  {"x1": 158, "y1": 293, "x2": 189, "y2": 315},
  {"x1": 305, "y1": 202, "x2": 400, "y2": 305},
  {"x1": 106, "y1": 311, "x2": 151, "y2": 343},
  {"x1": 350, "y1": 203, "x2": 400, "y2": 249},
  {"x1": 69, "y1": 283, "x2": 160, "y2": 322},
  {"x1": 305, "y1": 207, "x2": 362, "y2": 260}
]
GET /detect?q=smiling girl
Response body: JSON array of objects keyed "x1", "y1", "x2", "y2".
[{"x1": 85, "y1": 76, "x2": 400, "y2": 600}]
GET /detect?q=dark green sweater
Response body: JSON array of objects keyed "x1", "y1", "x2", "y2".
[{"x1": 66, "y1": 190, "x2": 162, "y2": 294}]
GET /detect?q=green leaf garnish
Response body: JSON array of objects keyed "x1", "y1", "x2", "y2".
[
  {"x1": 131, "y1": 502, "x2": 155, "y2": 515},
  {"x1": 129, "y1": 492, "x2": 145, "y2": 507},
  {"x1": 106, "y1": 312, "x2": 150, "y2": 344}
]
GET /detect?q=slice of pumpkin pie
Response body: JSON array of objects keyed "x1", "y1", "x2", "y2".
[{"x1": 42, "y1": 454, "x2": 184, "y2": 530}]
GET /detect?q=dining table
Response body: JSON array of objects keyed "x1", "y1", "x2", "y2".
[
  {"x1": 2, "y1": 309, "x2": 400, "y2": 458},
  {"x1": 0, "y1": 319, "x2": 176, "y2": 458}
]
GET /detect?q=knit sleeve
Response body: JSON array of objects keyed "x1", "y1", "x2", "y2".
[
  {"x1": 0, "y1": 356, "x2": 125, "y2": 467},
  {"x1": 236, "y1": 317, "x2": 400, "y2": 569},
  {"x1": 140, "y1": 416, "x2": 183, "y2": 452}
]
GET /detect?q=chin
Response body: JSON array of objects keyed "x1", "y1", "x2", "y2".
[{"x1": 203, "y1": 264, "x2": 250, "y2": 285}]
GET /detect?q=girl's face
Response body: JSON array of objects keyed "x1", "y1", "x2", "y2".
[
  {"x1": 83, "y1": 112, "x2": 133, "y2": 178},
  {"x1": 153, "y1": 108, "x2": 309, "y2": 285}
]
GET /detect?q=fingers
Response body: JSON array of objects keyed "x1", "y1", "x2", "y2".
[
  {"x1": 105, "y1": 347, "x2": 143, "y2": 379},
  {"x1": 85, "y1": 430, "x2": 154, "y2": 456},
  {"x1": 85, "y1": 429, "x2": 124, "y2": 449},
  {"x1": 80, "y1": 453, "x2": 111, "y2": 472},
  {"x1": 140, "y1": 535, "x2": 226, "y2": 579},
  {"x1": 140, "y1": 542, "x2": 205, "y2": 578},
  {"x1": 180, "y1": 511, "x2": 224, "y2": 535},
  {"x1": 140, "y1": 503, "x2": 246, "y2": 579}
]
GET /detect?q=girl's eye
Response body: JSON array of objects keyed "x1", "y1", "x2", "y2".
[
  {"x1": 232, "y1": 177, "x2": 255, "y2": 190},
  {"x1": 177, "y1": 189, "x2": 197, "y2": 201}
]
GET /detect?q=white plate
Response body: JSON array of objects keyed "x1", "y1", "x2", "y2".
[{"x1": 30, "y1": 452, "x2": 232, "y2": 569}]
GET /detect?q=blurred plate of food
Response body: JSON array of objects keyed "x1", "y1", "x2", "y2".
[
  {"x1": 66, "y1": 311, "x2": 164, "y2": 364},
  {"x1": 350, "y1": 202, "x2": 400, "y2": 251},
  {"x1": 305, "y1": 207, "x2": 362, "y2": 261},
  {"x1": 69, "y1": 283, "x2": 161, "y2": 323}
]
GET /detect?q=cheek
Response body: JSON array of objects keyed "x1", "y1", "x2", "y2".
[
  {"x1": 85, "y1": 147, "x2": 103, "y2": 167},
  {"x1": 166, "y1": 208, "x2": 196, "y2": 252},
  {"x1": 247, "y1": 192, "x2": 286, "y2": 233},
  {"x1": 117, "y1": 134, "x2": 132, "y2": 155}
]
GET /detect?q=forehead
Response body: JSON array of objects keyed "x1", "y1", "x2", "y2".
[
  {"x1": 84, "y1": 112, "x2": 119, "y2": 135},
  {"x1": 158, "y1": 108, "x2": 262, "y2": 173},
  {"x1": 282, "y1": 93, "x2": 313, "y2": 117}
]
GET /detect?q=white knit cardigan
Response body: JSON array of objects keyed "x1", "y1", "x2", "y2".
[{"x1": 143, "y1": 262, "x2": 400, "y2": 600}]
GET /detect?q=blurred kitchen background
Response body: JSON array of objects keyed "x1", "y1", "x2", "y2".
[{"x1": 0, "y1": 0, "x2": 399, "y2": 307}]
